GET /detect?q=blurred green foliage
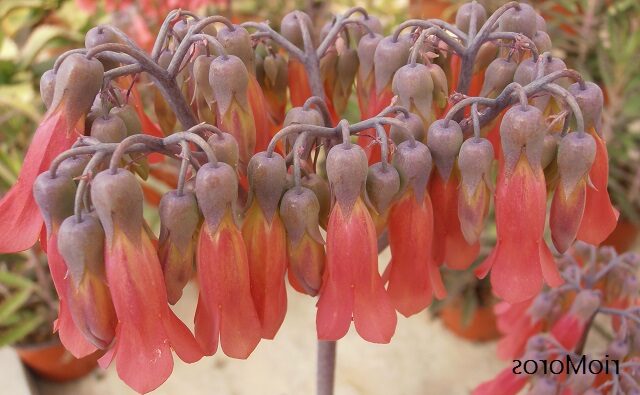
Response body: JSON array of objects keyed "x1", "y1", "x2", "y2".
[{"x1": 0, "y1": 0, "x2": 91, "y2": 346}]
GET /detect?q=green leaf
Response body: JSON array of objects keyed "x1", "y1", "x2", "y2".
[
  {"x1": 0, "y1": 0, "x2": 46, "y2": 21},
  {"x1": 0, "y1": 285, "x2": 33, "y2": 323},
  {"x1": 18, "y1": 25, "x2": 82, "y2": 69},
  {"x1": 0, "y1": 270, "x2": 34, "y2": 288},
  {"x1": 0, "y1": 314, "x2": 45, "y2": 347},
  {"x1": 460, "y1": 289, "x2": 478, "y2": 328}
]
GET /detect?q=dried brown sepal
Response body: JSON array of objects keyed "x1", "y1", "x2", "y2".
[
  {"x1": 557, "y1": 132, "x2": 596, "y2": 197},
  {"x1": 374, "y1": 36, "x2": 411, "y2": 94},
  {"x1": 280, "y1": 187, "x2": 324, "y2": 245},
  {"x1": 532, "y1": 30, "x2": 552, "y2": 53},
  {"x1": 217, "y1": 25, "x2": 255, "y2": 72},
  {"x1": 110, "y1": 104, "x2": 142, "y2": 135},
  {"x1": 473, "y1": 41, "x2": 498, "y2": 74},
  {"x1": 158, "y1": 190, "x2": 201, "y2": 304},
  {"x1": 568, "y1": 82, "x2": 604, "y2": 132},
  {"x1": 172, "y1": 19, "x2": 193, "y2": 41},
  {"x1": 91, "y1": 169, "x2": 144, "y2": 241},
  {"x1": 513, "y1": 58, "x2": 536, "y2": 86},
  {"x1": 458, "y1": 137, "x2": 494, "y2": 192},
  {"x1": 392, "y1": 140, "x2": 432, "y2": 203},
  {"x1": 455, "y1": 2, "x2": 487, "y2": 33},
  {"x1": 366, "y1": 163, "x2": 400, "y2": 214},
  {"x1": 50, "y1": 53, "x2": 104, "y2": 123},
  {"x1": 209, "y1": 55, "x2": 250, "y2": 116},
  {"x1": 390, "y1": 112, "x2": 425, "y2": 145},
  {"x1": 90, "y1": 114, "x2": 128, "y2": 143},
  {"x1": 541, "y1": 133, "x2": 559, "y2": 169},
  {"x1": 195, "y1": 162, "x2": 238, "y2": 233},
  {"x1": 207, "y1": 132, "x2": 240, "y2": 169},
  {"x1": 40, "y1": 69, "x2": 56, "y2": 109},
  {"x1": 159, "y1": 190, "x2": 201, "y2": 256},
  {"x1": 85, "y1": 26, "x2": 121, "y2": 70},
  {"x1": 193, "y1": 55, "x2": 216, "y2": 105},
  {"x1": 480, "y1": 57, "x2": 517, "y2": 98},
  {"x1": 500, "y1": 105, "x2": 545, "y2": 173},
  {"x1": 58, "y1": 214, "x2": 106, "y2": 288},
  {"x1": 498, "y1": 3, "x2": 538, "y2": 39},
  {"x1": 301, "y1": 173, "x2": 331, "y2": 228},
  {"x1": 282, "y1": 107, "x2": 324, "y2": 151},
  {"x1": 392, "y1": 63, "x2": 434, "y2": 117},
  {"x1": 280, "y1": 11, "x2": 317, "y2": 50},
  {"x1": 33, "y1": 171, "x2": 76, "y2": 233},
  {"x1": 247, "y1": 151, "x2": 287, "y2": 222},
  {"x1": 426, "y1": 119, "x2": 463, "y2": 181},
  {"x1": 347, "y1": 15, "x2": 383, "y2": 42},
  {"x1": 357, "y1": 33, "x2": 383, "y2": 80},
  {"x1": 326, "y1": 143, "x2": 368, "y2": 213},
  {"x1": 427, "y1": 63, "x2": 448, "y2": 109},
  {"x1": 336, "y1": 48, "x2": 359, "y2": 94},
  {"x1": 57, "y1": 155, "x2": 91, "y2": 179}
]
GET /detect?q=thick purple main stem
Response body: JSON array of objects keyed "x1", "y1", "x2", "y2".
[{"x1": 317, "y1": 340, "x2": 337, "y2": 395}]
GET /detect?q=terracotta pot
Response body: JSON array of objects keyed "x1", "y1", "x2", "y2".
[
  {"x1": 602, "y1": 218, "x2": 640, "y2": 253},
  {"x1": 15, "y1": 338, "x2": 100, "y2": 382},
  {"x1": 440, "y1": 299, "x2": 500, "y2": 342}
]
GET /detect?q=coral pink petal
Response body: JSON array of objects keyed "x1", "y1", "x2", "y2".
[
  {"x1": 387, "y1": 191, "x2": 434, "y2": 316},
  {"x1": 351, "y1": 201, "x2": 396, "y2": 342},
  {"x1": 0, "y1": 112, "x2": 75, "y2": 253},
  {"x1": 115, "y1": 322, "x2": 174, "y2": 394},
  {"x1": 194, "y1": 296, "x2": 219, "y2": 356},
  {"x1": 163, "y1": 308, "x2": 203, "y2": 363},
  {"x1": 490, "y1": 239, "x2": 543, "y2": 303},
  {"x1": 428, "y1": 261, "x2": 447, "y2": 300},
  {"x1": 98, "y1": 325, "x2": 120, "y2": 369},
  {"x1": 550, "y1": 314, "x2": 582, "y2": 350},
  {"x1": 577, "y1": 130, "x2": 619, "y2": 244},
  {"x1": 497, "y1": 320, "x2": 542, "y2": 360},
  {"x1": 490, "y1": 159, "x2": 547, "y2": 303},
  {"x1": 56, "y1": 300, "x2": 98, "y2": 358},
  {"x1": 540, "y1": 242, "x2": 564, "y2": 288},
  {"x1": 475, "y1": 247, "x2": 496, "y2": 279},
  {"x1": 473, "y1": 368, "x2": 527, "y2": 395},
  {"x1": 242, "y1": 207, "x2": 288, "y2": 339},
  {"x1": 316, "y1": 204, "x2": 358, "y2": 341},
  {"x1": 47, "y1": 235, "x2": 97, "y2": 358},
  {"x1": 197, "y1": 221, "x2": 262, "y2": 359}
]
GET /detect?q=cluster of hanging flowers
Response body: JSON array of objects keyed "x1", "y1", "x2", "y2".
[
  {"x1": 0, "y1": 2, "x2": 620, "y2": 393},
  {"x1": 475, "y1": 242, "x2": 640, "y2": 395}
]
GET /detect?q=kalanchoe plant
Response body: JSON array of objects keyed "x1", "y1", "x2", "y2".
[
  {"x1": 0, "y1": 2, "x2": 621, "y2": 394},
  {"x1": 475, "y1": 242, "x2": 640, "y2": 395}
]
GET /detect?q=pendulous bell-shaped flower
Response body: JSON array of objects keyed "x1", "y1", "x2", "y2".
[
  {"x1": 281, "y1": 12, "x2": 317, "y2": 108},
  {"x1": 387, "y1": 141, "x2": 446, "y2": 317},
  {"x1": 0, "y1": 54, "x2": 103, "y2": 253},
  {"x1": 280, "y1": 187, "x2": 326, "y2": 296},
  {"x1": 194, "y1": 162, "x2": 262, "y2": 358},
  {"x1": 34, "y1": 171, "x2": 98, "y2": 358},
  {"x1": 210, "y1": 54, "x2": 257, "y2": 172},
  {"x1": 92, "y1": 169, "x2": 203, "y2": 394},
  {"x1": 569, "y1": 82, "x2": 619, "y2": 245},
  {"x1": 427, "y1": 119, "x2": 480, "y2": 270},
  {"x1": 458, "y1": 137, "x2": 494, "y2": 245},
  {"x1": 256, "y1": 45, "x2": 289, "y2": 128},
  {"x1": 158, "y1": 190, "x2": 201, "y2": 305},
  {"x1": 475, "y1": 104, "x2": 563, "y2": 303},
  {"x1": 242, "y1": 152, "x2": 289, "y2": 339},
  {"x1": 316, "y1": 142, "x2": 397, "y2": 343},
  {"x1": 550, "y1": 132, "x2": 596, "y2": 253},
  {"x1": 57, "y1": 214, "x2": 117, "y2": 350}
]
